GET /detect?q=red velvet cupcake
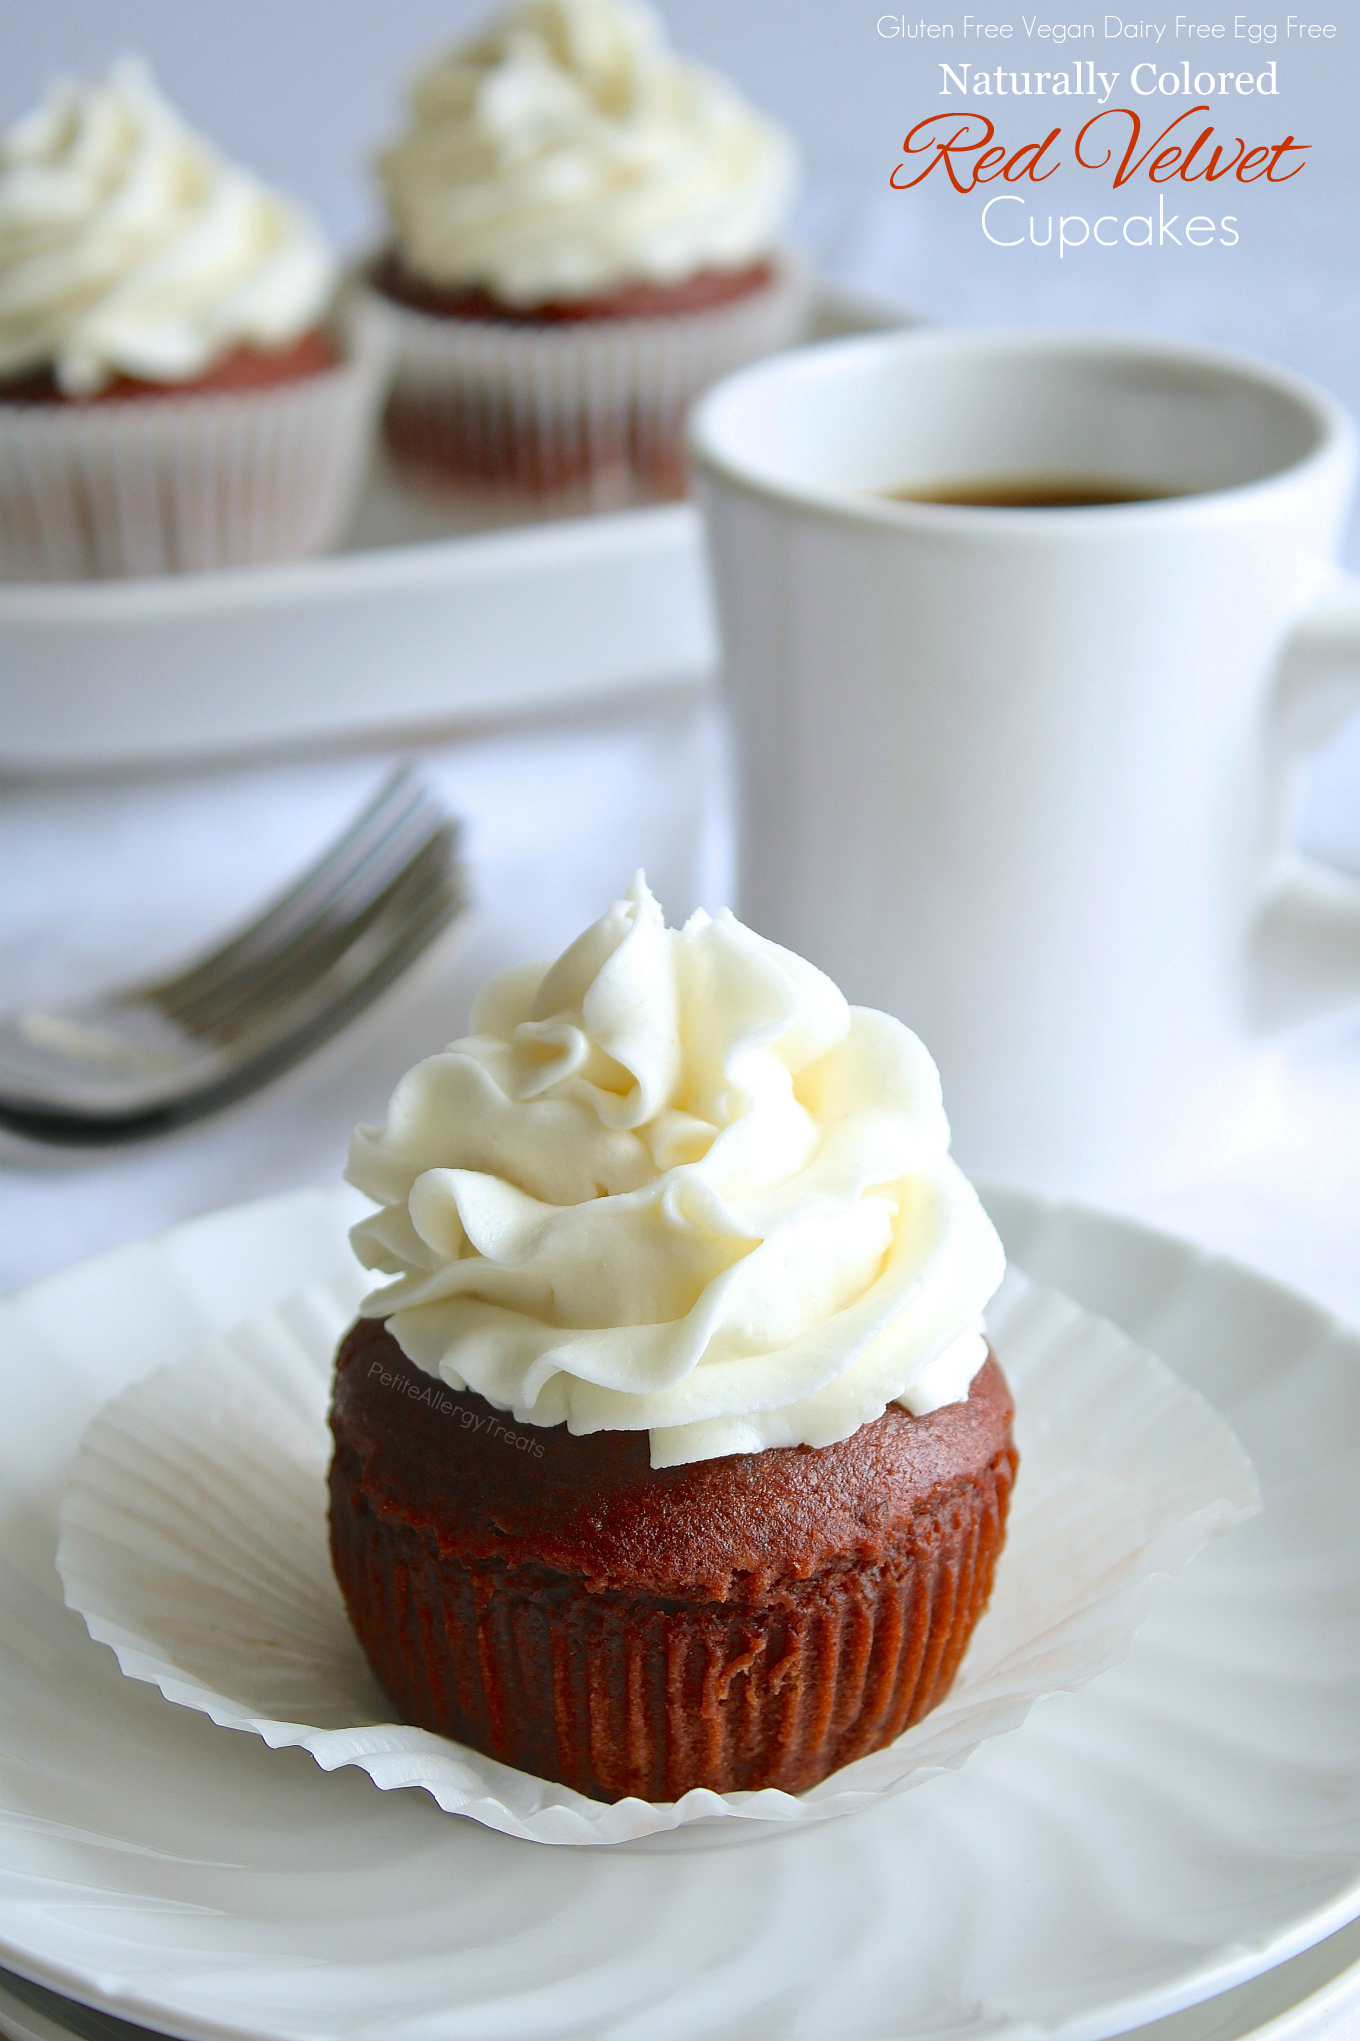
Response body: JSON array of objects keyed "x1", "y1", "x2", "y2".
[
  {"x1": 330, "y1": 1320, "x2": 1015, "y2": 1801},
  {"x1": 361, "y1": 0, "x2": 808, "y2": 505},
  {"x1": 332, "y1": 878, "x2": 1014, "y2": 1804},
  {"x1": 0, "y1": 59, "x2": 383, "y2": 579}
]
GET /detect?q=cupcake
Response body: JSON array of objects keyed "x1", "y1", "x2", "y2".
[
  {"x1": 0, "y1": 58, "x2": 385, "y2": 579},
  {"x1": 361, "y1": 0, "x2": 808, "y2": 506},
  {"x1": 331, "y1": 877, "x2": 1015, "y2": 1802}
]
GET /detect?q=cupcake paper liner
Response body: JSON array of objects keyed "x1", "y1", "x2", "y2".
[
  {"x1": 55, "y1": 1265, "x2": 1258, "y2": 1847},
  {"x1": 354, "y1": 253, "x2": 811, "y2": 513},
  {"x1": 0, "y1": 328, "x2": 389, "y2": 581}
]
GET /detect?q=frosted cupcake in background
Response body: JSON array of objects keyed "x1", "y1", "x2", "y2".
[
  {"x1": 0, "y1": 59, "x2": 386, "y2": 580},
  {"x1": 362, "y1": 0, "x2": 808, "y2": 505}
]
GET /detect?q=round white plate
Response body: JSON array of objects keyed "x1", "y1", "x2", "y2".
[{"x1": 1, "y1": 1183, "x2": 1358, "y2": 2041}]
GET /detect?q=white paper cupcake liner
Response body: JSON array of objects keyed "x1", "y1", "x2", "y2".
[
  {"x1": 354, "y1": 252, "x2": 811, "y2": 513},
  {"x1": 55, "y1": 1264, "x2": 1258, "y2": 1847},
  {"x1": 0, "y1": 328, "x2": 389, "y2": 582}
]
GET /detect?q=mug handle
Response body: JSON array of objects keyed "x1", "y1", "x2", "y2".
[{"x1": 1254, "y1": 569, "x2": 1360, "y2": 1027}]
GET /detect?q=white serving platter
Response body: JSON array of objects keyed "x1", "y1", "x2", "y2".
[
  {"x1": 0, "y1": 285, "x2": 905, "y2": 779},
  {"x1": 0, "y1": 499, "x2": 716, "y2": 776}
]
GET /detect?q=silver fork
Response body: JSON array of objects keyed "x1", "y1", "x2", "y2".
[{"x1": 0, "y1": 765, "x2": 465, "y2": 1148}]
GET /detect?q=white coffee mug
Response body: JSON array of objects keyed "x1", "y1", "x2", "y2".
[{"x1": 689, "y1": 327, "x2": 1360, "y2": 1196}]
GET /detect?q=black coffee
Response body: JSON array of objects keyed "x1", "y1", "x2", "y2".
[{"x1": 881, "y1": 477, "x2": 1183, "y2": 509}]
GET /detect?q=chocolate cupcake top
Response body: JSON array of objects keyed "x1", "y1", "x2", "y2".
[
  {"x1": 0, "y1": 58, "x2": 335, "y2": 395},
  {"x1": 374, "y1": 0, "x2": 797, "y2": 306},
  {"x1": 347, "y1": 877, "x2": 1004, "y2": 1469}
]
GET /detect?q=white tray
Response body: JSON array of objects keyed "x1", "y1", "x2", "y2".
[
  {"x1": 0, "y1": 285, "x2": 906, "y2": 778},
  {"x1": 0, "y1": 499, "x2": 715, "y2": 775}
]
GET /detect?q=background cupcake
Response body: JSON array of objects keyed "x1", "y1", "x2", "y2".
[
  {"x1": 362, "y1": 0, "x2": 808, "y2": 507},
  {"x1": 0, "y1": 58, "x2": 386, "y2": 580}
]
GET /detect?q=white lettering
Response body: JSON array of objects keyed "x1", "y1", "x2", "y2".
[
  {"x1": 982, "y1": 194, "x2": 1026, "y2": 244},
  {"x1": 977, "y1": 196, "x2": 1238, "y2": 254}
]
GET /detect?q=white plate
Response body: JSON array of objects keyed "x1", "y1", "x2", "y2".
[{"x1": 1, "y1": 1183, "x2": 1358, "y2": 2041}]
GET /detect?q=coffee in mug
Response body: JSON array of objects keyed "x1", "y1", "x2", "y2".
[{"x1": 881, "y1": 477, "x2": 1188, "y2": 509}]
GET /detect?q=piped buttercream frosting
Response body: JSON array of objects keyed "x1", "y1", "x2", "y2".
[
  {"x1": 0, "y1": 57, "x2": 336, "y2": 395},
  {"x1": 375, "y1": 0, "x2": 797, "y2": 305},
  {"x1": 347, "y1": 877, "x2": 1004, "y2": 1469}
]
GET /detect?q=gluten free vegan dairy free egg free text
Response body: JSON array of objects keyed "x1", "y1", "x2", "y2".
[{"x1": 877, "y1": 18, "x2": 1329, "y2": 38}]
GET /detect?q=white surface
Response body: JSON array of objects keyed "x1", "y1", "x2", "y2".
[
  {"x1": 691, "y1": 326, "x2": 1360, "y2": 1201},
  {"x1": 0, "y1": 1181, "x2": 1353, "y2": 2040},
  {"x1": 55, "y1": 1260, "x2": 1256, "y2": 1845}
]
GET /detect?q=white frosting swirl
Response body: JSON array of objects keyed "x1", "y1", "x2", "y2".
[
  {"x1": 348, "y1": 877, "x2": 1004, "y2": 1469},
  {"x1": 376, "y1": 0, "x2": 797, "y2": 304},
  {"x1": 0, "y1": 58, "x2": 336, "y2": 395}
]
